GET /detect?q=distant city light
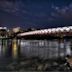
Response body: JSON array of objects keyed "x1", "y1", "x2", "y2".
[
  {"x1": 0, "y1": 27, "x2": 7, "y2": 30},
  {"x1": 12, "y1": 27, "x2": 20, "y2": 33}
]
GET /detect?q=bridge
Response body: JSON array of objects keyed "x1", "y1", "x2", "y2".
[
  {"x1": 16, "y1": 26, "x2": 72, "y2": 59},
  {"x1": 0, "y1": 26, "x2": 72, "y2": 59},
  {"x1": 17, "y1": 26, "x2": 72, "y2": 39}
]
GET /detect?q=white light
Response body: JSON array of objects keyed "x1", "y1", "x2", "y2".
[
  {"x1": 38, "y1": 30, "x2": 42, "y2": 34},
  {"x1": 0, "y1": 27, "x2": 7, "y2": 30},
  {"x1": 44, "y1": 29, "x2": 48, "y2": 33},
  {"x1": 0, "y1": 27, "x2": 2, "y2": 29},
  {"x1": 60, "y1": 28, "x2": 64, "y2": 32},
  {"x1": 33, "y1": 31, "x2": 38, "y2": 34},
  {"x1": 62, "y1": 27, "x2": 68, "y2": 31},
  {"x1": 21, "y1": 42, "x2": 24, "y2": 45},
  {"x1": 68, "y1": 26, "x2": 72, "y2": 30},
  {"x1": 40, "y1": 30, "x2": 43, "y2": 34},
  {"x1": 51, "y1": 28, "x2": 56, "y2": 33},
  {"x1": 35, "y1": 31, "x2": 39, "y2": 34},
  {"x1": 13, "y1": 27, "x2": 20, "y2": 33},
  {"x1": 55, "y1": 28, "x2": 61, "y2": 32},
  {"x1": 47, "y1": 29, "x2": 52, "y2": 33},
  {"x1": 3, "y1": 27, "x2": 7, "y2": 29},
  {"x1": 20, "y1": 32, "x2": 33, "y2": 36},
  {"x1": 65, "y1": 27, "x2": 70, "y2": 32},
  {"x1": 41, "y1": 30, "x2": 45, "y2": 33}
]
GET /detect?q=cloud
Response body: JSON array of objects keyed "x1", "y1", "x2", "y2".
[
  {"x1": 45, "y1": 3, "x2": 72, "y2": 23},
  {"x1": 49, "y1": 3, "x2": 72, "y2": 21},
  {"x1": 0, "y1": 1, "x2": 28, "y2": 16},
  {"x1": 69, "y1": 3, "x2": 72, "y2": 8},
  {"x1": 1, "y1": 0, "x2": 72, "y2": 25}
]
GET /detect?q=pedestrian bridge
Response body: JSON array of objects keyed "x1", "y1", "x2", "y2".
[
  {"x1": 17, "y1": 26, "x2": 72, "y2": 39},
  {"x1": 0, "y1": 26, "x2": 72, "y2": 60},
  {"x1": 16, "y1": 26, "x2": 72, "y2": 59}
]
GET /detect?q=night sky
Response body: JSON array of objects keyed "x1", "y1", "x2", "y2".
[{"x1": 0, "y1": 0, "x2": 72, "y2": 29}]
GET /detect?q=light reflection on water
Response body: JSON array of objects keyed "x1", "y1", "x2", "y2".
[
  {"x1": 0, "y1": 39, "x2": 71, "y2": 59},
  {"x1": 0, "y1": 39, "x2": 71, "y2": 71},
  {"x1": 21, "y1": 40, "x2": 72, "y2": 59}
]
